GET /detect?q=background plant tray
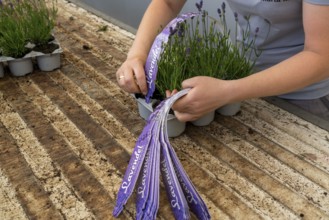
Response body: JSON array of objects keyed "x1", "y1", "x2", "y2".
[{"x1": 0, "y1": 42, "x2": 63, "y2": 63}]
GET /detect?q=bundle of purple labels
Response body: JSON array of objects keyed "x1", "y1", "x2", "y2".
[
  {"x1": 113, "y1": 12, "x2": 211, "y2": 220},
  {"x1": 113, "y1": 89, "x2": 211, "y2": 220}
]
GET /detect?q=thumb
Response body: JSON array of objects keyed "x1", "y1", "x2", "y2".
[{"x1": 181, "y1": 77, "x2": 200, "y2": 89}]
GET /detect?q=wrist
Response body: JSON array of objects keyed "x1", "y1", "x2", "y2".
[
  {"x1": 223, "y1": 79, "x2": 245, "y2": 104},
  {"x1": 127, "y1": 50, "x2": 148, "y2": 63}
]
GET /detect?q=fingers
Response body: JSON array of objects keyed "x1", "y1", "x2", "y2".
[
  {"x1": 181, "y1": 77, "x2": 199, "y2": 89},
  {"x1": 171, "y1": 90, "x2": 192, "y2": 112},
  {"x1": 134, "y1": 65, "x2": 148, "y2": 95},
  {"x1": 116, "y1": 63, "x2": 147, "y2": 95},
  {"x1": 173, "y1": 110, "x2": 199, "y2": 122},
  {"x1": 166, "y1": 90, "x2": 171, "y2": 98},
  {"x1": 117, "y1": 69, "x2": 140, "y2": 93},
  {"x1": 165, "y1": 89, "x2": 178, "y2": 98}
]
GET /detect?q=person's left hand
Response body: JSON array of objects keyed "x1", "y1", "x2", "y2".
[{"x1": 168, "y1": 76, "x2": 233, "y2": 122}]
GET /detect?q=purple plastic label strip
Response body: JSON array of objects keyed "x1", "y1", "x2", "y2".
[
  {"x1": 137, "y1": 120, "x2": 161, "y2": 219},
  {"x1": 113, "y1": 88, "x2": 211, "y2": 219},
  {"x1": 167, "y1": 143, "x2": 210, "y2": 220},
  {"x1": 144, "y1": 12, "x2": 199, "y2": 103},
  {"x1": 113, "y1": 118, "x2": 156, "y2": 216},
  {"x1": 160, "y1": 126, "x2": 190, "y2": 220},
  {"x1": 141, "y1": 130, "x2": 160, "y2": 219},
  {"x1": 161, "y1": 88, "x2": 210, "y2": 219}
]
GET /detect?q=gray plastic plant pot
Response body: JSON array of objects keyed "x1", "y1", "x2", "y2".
[
  {"x1": 166, "y1": 113, "x2": 186, "y2": 138},
  {"x1": 36, "y1": 53, "x2": 61, "y2": 71},
  {"x1": 136, "y1": 98, "x2": 158, "y2": 120},
  {"x1": 191, "y1": 110, "x2": 215, "y2": 126},
  {"x1": 136, "y1": 97, "x2": 186, "y2": 137},
  {"x1": 216, "y1": 102, "x2": 241, "y2": 116},
  {"x1": 0, "y1": 63, "x2": 4, "y2": 78},
  {"x1": 8, "y1": 57, "x2": 33, "y2": 77}
]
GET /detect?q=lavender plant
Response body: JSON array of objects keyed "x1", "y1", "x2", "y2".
[
  {"x1": 114, "y1": 89, "x2": 211, "y2": 220},
  {"x1": 22, "y1": 0, "x2": 58, "y2": 47},
  {"x1": 0, "y1": 0, "x2": 31, "y2": 58},
  {"x1": 155, "y1": 1, "x2": 260, "y2": 98},
  {"x1": 0, "y1": 0, "x2": 57, "y2": 58}
]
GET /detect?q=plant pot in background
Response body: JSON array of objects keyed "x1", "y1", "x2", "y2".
[
  {"x1": 216, "y1": 102, "x2": 241, "y2": 116},
  {"x1": 36, "y1": 52, "x2": 61, "y2": 71},
  {"x1": 136, "y1": 97, "x2": 158, "y2": 120},
  {"x1": 32, "y1": 39, "x2": 63, "y2": 71},
  {"x1": 167, "y1": 113, "x2": 186, "y2": 138},
  {"x1": 191, "y1": 110, "x2": 215, "y2": 126},
  {"x1": 8, "y1": 57, "x2": 33, "y2": 77}
]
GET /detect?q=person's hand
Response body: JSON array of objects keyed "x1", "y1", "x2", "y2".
[
  {"x1": 170, "y1": 76, "x2": 234, "y2": 122},
  {"x1": 116, "y1": 55, "x2": 148, "y2": 95}
]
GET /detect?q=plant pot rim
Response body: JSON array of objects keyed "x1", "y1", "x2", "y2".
[
  {"x1": 30, "y1": 40, "x2": 63, "y2": 56},
  {"x1": 0, "y1": 51, "x2": 35, "y2": 62}
]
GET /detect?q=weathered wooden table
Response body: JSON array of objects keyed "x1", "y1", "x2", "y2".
[{"x1": 1, "y1": 1, "x2": 328, "y2": 219}]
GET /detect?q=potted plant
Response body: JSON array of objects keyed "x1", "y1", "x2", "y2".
[
  {"x1": 215, "y1": 5, "x2": 261, "y2": 116},
  {"x1": 0, "y1": 0, "x2": 33, "y2": 76},
  {"x1": 135, "y1": 92, "x2": 186, "y2": 137},
  {"x1": 136, "y1": 2, "x2": 259, "y2": 135},
  {"x1": 22, "y1": 0, "x2": 61, "y2": 71}
]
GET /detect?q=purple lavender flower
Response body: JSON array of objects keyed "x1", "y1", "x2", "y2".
[
  {"x1": 177, "y1": 23, "x2": 185, "y2": 37},
  {"x1": 195, "y1": 0, "x2": 203, "y2": 12},
  {"x1": 221, "y1": 2, "x2": 226, "y2": 14},
  {"x1": 234, "y1": 12, "x2": 238, "y2": 22},
  {"x1": 169, "y1": 26, "x2": 177, "y2": 36},
  {"x1": 217, "y1": 8, "x2": 222, "y2": 17},
  {"x1": 185, "y1": 47, "x2": 191, "y2": 55},
  {"x1": 255, "y1": 27, "x2": 260, "y2": 38}
]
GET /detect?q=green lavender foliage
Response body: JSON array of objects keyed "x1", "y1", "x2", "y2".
[
  {"x1": 0, "y1": 1, "x2": 30, "y2": 58},
  {"x1": 156, "y1": 4, "x2": 260, "y2": 98},
  {"x1": 0, "y1": 0, "x2": 57, "y2": 58},
  {"x1": 22, "y1": 0, "x2": 58, "y2": 46}
]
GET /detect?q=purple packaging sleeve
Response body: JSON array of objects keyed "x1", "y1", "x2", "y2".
[
  {"x1": 113, "y1": 88, "x2": 211, "y2": 219},
  {"x1": 160, "y1": 132, "x2": 190, "y2": 220},
  {"x1": 136, "y1": 123, "x2": 161, "y2": 220},
  {"x1": 113, "y1": 119, "x2": 155, "y2": 217},
  {"x1": 161, "y1": 89, "x2": 210, "y2": 219},
  {"x1": 167, "y1": 142, "x2": 210, "y2": 220},
  {"x1": 113, "y1": 95, "x2": 166, "y2": 217},
  {"x1": 142, "y1": 135, "x2": 161, "y2": 219},
  {"x1": 144, "y1": 13, "x2": 199, "y2": 103},
  {"x1": 136, "y1": 145, "x2": 152, "y2": 215}
]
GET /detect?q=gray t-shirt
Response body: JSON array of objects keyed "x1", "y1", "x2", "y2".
[{"x1": 227, "y1": 0, "x2": 329, "y2": 99}]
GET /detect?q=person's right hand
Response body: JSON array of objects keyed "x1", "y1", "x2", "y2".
[{"x1": 116, "y1": 55, "x2": 148, "y2": 95}]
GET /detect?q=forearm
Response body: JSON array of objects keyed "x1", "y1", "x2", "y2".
[
  {"x1": 230, "y1": 2, "x2": 329, "y2": 103},
  {"x1": 230, "y1": 51, "x2": 329, "y2": 102},
  {"x1": 127, "y1": 0, "x2": 186, "y2": 61}
]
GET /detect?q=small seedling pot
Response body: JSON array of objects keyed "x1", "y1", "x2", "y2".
[
  {"x1": 136, "y1": 98, "x2": 158, "y2": 120},
  {"x1": 191, "y1": 110, "x2": 215, "y2": 126},
  {"x1": 216, "y1": 102, "x2": 241, "y2": 116},
  {"x1": 167, "y1": 113, "x2": 186, "y2": 137},
  {"x1": 8, "y1": 57, "x2": 33, "y2": 77},
  {"x1": 36, "y1": 53, "x2": 61, "y2": 71},
  {"x1": 136, "y1": 97, "x2": 186, "y2": 137}
]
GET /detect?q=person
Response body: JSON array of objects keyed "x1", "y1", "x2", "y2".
[{"x1": 116, "y1": 0, "x2": 329, "y2": 122}]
